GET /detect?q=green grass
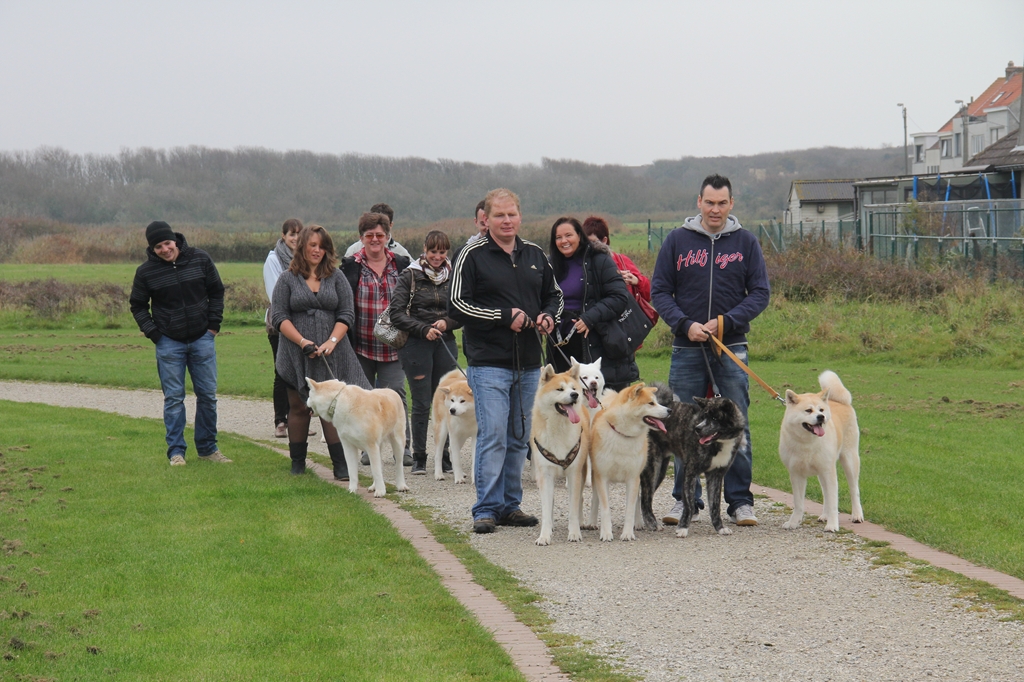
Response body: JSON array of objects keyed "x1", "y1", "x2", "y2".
[
  {"x1": 0, "y1": 403, "x2": 526, "y2": 680},
  {"x1": 0, "y1": 263, "x2": 263, "y2": 284}
]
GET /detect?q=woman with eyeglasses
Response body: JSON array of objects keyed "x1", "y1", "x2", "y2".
[
  {"x1": 271, "y1": 224, "x2": 371, "y2": 478},
  {"x1": 340, "y1": 212, "x2": 413, "y2": 467},
  {"x1": 548, "y1": 216, "x2": 639, "y2": 391}
]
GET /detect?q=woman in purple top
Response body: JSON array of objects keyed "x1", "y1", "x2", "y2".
[{"x1": 547, "y1": 217, "x2": 638, "y2": 390}]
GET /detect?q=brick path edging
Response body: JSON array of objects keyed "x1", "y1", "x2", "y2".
[
  {"x1": 308, "y1": 461, "x2": 570, "y2": 682},
  {"x1": 754, "y1": 484, "x2": 1024, "y2": 600}
]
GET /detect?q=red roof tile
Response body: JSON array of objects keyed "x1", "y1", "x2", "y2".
[{"x1": 938, "y1": 73, "x2": 1022, "y2": 132}]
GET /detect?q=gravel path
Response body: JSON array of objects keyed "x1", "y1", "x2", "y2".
[{"x1": 3, "y1": 380, "x2": 1023, "y2": 681}]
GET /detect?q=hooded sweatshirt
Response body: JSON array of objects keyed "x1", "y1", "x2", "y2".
[
  {"x1": 650, "y1": 215, "x2": 770, "y2": 348},
  {"x1": 130, "y1": 232, "x2": 225, "y2": 344}
]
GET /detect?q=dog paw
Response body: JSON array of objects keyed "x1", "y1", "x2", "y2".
[
  {"x1": 782, "y1": 521, "x2": 798, "y2": 530},
  {"x1": 824, "y1": 522, "x2": 839, "y2": 532},
  {"x1": 567, "y1": 531, "x2": 582, "y2": 543},
  {"x1": 675, "y1": 527, "x2": 689, "y2": 538},
  {"x1": 817, "y1": 513, "x2": 828, "y2": 523},
  {"x1": 580, "y1": 523, "x2": 597, "y2": 530},
  {"x1": 455, "y1": 476, "x2": 468, "y2": 485},
  {"x1": 396, "y1": 484, "x2": 409, "y2": 492},
  {"x1": 372, "y1": 488, "x2": 387, "y2": 498},
  {"x1": 599, "y1": 532, "x2": 614, "y2": 542},
  {"x1": 718, "y1": 527, "x2": 732, "y2": 536},
  {"x1": 620, "y1": 532, "x2": 636, "y2": 542},
  {"x1": 434, "y1": 474, "x2": 445, "y2": 481},
  {"x1": 535, "y1": 536, "x2": 551, "y2": 546}
]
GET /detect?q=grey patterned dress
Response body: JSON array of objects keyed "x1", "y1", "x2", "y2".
[{"x1": 271, "y1": 269, "x2": 372, "y2": 400}]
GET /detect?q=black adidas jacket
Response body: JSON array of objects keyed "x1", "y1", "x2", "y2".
[
  {"x1": 130, "y1": 233, "x2": 225, "y2": 344},
  {"x1": 449, "y1": 234, "x2": 563, "y2": 369}
]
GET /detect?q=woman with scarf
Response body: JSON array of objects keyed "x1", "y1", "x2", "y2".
[
  {"x1": 263, "y1": 218, "x2": 305, "y2": 438},
  {"x1": 389, "y1": 230, "x2": 462, "y2": 475}
]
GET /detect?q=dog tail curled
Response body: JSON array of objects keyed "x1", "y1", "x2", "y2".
[{"x1": 818, "y1": 370, "x2": 852, "y2": 406}]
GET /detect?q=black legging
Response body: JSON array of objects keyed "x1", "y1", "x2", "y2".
[{"x1": 286, "y1": 388, "x2": 340, "y2": 445}]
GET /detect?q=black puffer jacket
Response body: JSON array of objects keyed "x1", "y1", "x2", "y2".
[
  {"x1": 130, "y1": 233, "x2": 225, "y2": 344},
  {"x1": 552, "y1": 240, "x2": 639, "y2": 387},
  {"x1": 389, "y1": 264, "x2": 462, "y2": 340}
]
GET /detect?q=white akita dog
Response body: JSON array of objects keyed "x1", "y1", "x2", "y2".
[
  {"x1": 306, "y1": 378, "x2": 408, "y2": 498},
  {"x1": 531, "y1": 361, "x2": 590, "y2": 546},
  {"x1": 430, "y1": 369, "x2": 476, "y2": 483},
  {"x1": 779, "y1": 370, "x2": 863, "y2": 532}
]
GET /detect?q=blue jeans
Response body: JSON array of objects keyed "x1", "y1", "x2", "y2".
[
  {"x1": 155, "y1": 332, "x2": 219, "y2": 459},
  {"x1": 668, "y1": 345, "x2": 753, "y2": 515},
  {"x1": 467, "y1": 365, "x2": 539, "y2": 522}
]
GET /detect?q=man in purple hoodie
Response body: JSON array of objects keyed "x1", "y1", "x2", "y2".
[{"x1": 650, "y1": 174, "x2": 770, "y2": 527}]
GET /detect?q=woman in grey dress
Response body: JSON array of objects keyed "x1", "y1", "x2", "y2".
[{"x1": 272, "y1": 225, "x2": 371, "y2": 478}]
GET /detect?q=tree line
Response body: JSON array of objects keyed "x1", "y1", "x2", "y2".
[{"x1": 0, "y1": 145, "x2": 903, "y2": 227}]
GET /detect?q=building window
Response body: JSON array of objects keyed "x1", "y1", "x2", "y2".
[
  {"x1": 927, "y1": 165, "x2": 940, "y2": 173},
  {"x1": 941, "y1": 139, "x2": 951, "y2": 158},
  {"x1": 954, "y1": 133, "x2": 961, "y2": 157},
  {"x1": 971, "y1": 134, "x2": 985, "y2": 155},
  {"x1": 915, "y1": 145, "x2": 923, "y2": 162},
  {"x1": 991, "y1": 128, "x2": 1001, "y2": 144}
]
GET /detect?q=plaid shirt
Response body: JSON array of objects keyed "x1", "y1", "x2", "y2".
[{"x1": 352, "y1": 249, "x2": 400, "y2": 362}]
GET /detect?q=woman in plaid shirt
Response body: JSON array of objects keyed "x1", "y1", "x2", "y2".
[{"x1": 340, "y1": 211, "x2": 413, "y2": 466}]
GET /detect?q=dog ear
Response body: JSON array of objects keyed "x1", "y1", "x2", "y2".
[
  {"x1": 306, "y1": 377, "x2": 316, "y2": 390},
  {"x1": 593, "y1": 357, "x2": 601, "y2": 370},
  {"x1": 631, "y1": 383, "x2": 645, "y2": 399},
  {"x1": 541, "y1": 364, "x2": 555, "y2": 382},
  {"x1": 440, "y1": 387, "x2": 450, "y2": 396},
  {"x1": 820, "y1": 388, "x2": 831, "y2": 402},
  {"x1": 569, "y1": 358, "x2": 580, "y2": 378},
  {"x1": 693, "y1": 396, "x2": 707, "y2": 407},
  {"x1": 785, "y1": 389, "x2": 799, "y2": 405}
]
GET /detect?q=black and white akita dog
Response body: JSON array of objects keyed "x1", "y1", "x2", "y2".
[{"x1": 640, "y1": 383, "x2": 747, "y2": 537}]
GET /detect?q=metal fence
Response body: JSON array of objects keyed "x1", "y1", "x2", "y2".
[{"x1": 757, "y1": 219, "x2": 862, "y2": 253}]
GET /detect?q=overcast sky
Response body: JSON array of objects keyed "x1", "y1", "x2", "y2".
[{"x1": 2, "y1": 1, "x2": 1022, "y2": 166}]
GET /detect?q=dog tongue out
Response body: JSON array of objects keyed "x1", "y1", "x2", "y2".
[
  {"x1": 585, "y1": 390, "x2": 600, "y2": 409},
  {"x1": 811, "y1": 424, "x2": 825, "y2": 437},
  {"x1": 565, "y1": 404, "x2": 580, "y2": 424},
  {"x1": 644, "y1": 417, "x2": 667, "y2": 433}
]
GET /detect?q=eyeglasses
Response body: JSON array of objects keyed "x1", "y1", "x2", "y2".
[{"x1": 363, "y1": 233, "x2": 388, "y2": 242}]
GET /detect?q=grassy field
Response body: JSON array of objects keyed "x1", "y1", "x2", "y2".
[
  {"x1": 0, "y1": 403, "x2": 526, "y2": 681},
  {"x1": 0, "y1": 262, "x2": 264, "y2": 284}
]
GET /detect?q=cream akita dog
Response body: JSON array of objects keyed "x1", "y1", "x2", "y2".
[
  {"x1": 306, "y1": 378, "x2": 409, "y2": 498},
  {"x1": 588, "y1": 383, "x2": 669, "y2": 542},
  {"x1": 531, "y1": 361, "x2": 591, "y2": 546},
  {"x1": 779, "y1": 370, "x2": 864, "y2": 532},
  {"x1": 431, "y1": 369, "x2": 476, "y2": 483}
]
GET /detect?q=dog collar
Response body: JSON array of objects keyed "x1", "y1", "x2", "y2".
[
  {"x1": 326, "y1": 387, "x2": 345, "y2": 421},
  {"x1": 533, "y1": 435, "x2": 582, "y2": 470}
]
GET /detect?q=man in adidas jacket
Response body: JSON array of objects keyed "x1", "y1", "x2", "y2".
[
  {"x1": 449, "y1": 188, "x2": 563, "y2": 534},
  {"x1": 651, "y1": 174, "x2": 770, "y2": 528}
]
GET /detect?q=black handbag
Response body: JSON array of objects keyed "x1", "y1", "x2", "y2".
[
  {"x1": 597, "y1": 294, "x2": 652, "y2": 360},
  {"x1": 373, "y1": 272, "x2": 416, "y2": 349}
]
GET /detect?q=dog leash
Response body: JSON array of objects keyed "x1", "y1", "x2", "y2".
[
  {"x1": 704, "y1": 334, "x2": 786, "y2": 405},
  {"x1": 437, "y1": 334, "x2": 468, "y2": 379}
]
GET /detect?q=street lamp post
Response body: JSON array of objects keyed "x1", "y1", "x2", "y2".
[
  {"x1": 955, "y1": 99, "x2": 969, "y2": 166},
  {"x1": 897, "y1": 103, "x2": 908, "y2": 174}
]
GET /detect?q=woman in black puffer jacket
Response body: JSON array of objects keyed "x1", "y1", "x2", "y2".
[
  {"x1": 390, "y1": 230, "x2": 463, "y2": 475},
  {"x1": 548, "y1": 217, "x2": 639, "y2": 391}
]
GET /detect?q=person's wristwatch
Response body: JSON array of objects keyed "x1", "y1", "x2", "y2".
[{"x1": 329, "y1": 336, "x2": 339, "y2": 343}]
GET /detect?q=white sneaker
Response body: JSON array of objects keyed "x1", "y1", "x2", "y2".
[
  {"x1": 662, "y1": 499, "x2": 686, "y2": 525},
  {"x1": 729, "y1": 504, "x2": 758, "y2": 526},
  {"x1": 169, "y1": 455, "x2": 186, "y2": 466},
  {"x1": 198, "y1": 450, "x2": 232, "y2": 463}
]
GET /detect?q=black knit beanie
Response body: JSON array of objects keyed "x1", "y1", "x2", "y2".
[{"x1": 146, "y1": 221, "x2": 176, "y2": 248}]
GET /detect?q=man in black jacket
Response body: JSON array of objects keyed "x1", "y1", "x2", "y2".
[
  {"x1": 130, "y1": 221, "x2": 230, "y2": 466},
  {"x1": 450, "y1": 188, "x2": 563, "y2": 533}
]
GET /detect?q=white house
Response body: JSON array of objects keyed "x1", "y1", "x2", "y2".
[{"x1": 784, "y1": 179, "x2": 856, "y2": 226}]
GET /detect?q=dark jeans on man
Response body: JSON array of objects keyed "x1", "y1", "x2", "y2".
[
  {"x1": 668, "y1": 344, "x2": 754, "y2": 516},
  {"x1": 398, "y1": 335, "x2": 458, "y2": 456},
  {"x1": 268, "y1": 332, "x2": 289, "y2": 426},
  {"x1": 357, "y1": 355, "x2": 412, "y2": 458}
]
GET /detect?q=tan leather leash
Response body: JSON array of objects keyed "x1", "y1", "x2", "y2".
[{"x1": 705, "y1": 329, "x2": 786, "y2": 405}]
